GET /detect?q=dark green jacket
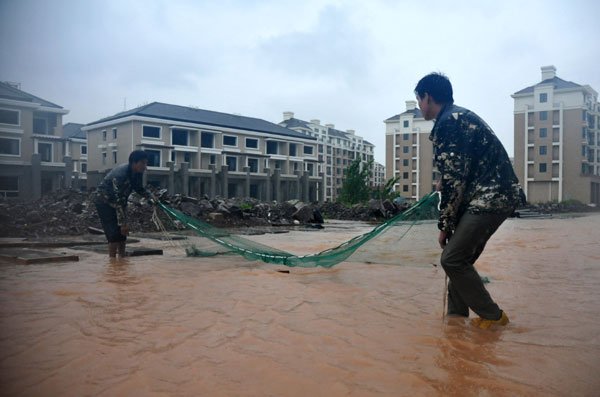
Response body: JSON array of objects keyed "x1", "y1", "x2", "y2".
[
  {"x1": 429, "y1": 104, "x2": 524, "y2": 232},
  {"x1": 95, "y1": 163, "x2": 149, "y2": 226}
]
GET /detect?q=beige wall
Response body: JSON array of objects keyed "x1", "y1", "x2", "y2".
[{"x1": 562, "y1": 108, "x2": 590, "y2": 202}]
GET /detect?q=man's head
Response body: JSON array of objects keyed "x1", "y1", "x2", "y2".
[
  {"x1": 414, "y1": 72, "x2": 454, "y2": 120},
  {"x1": 129, "y1": 150, "x2": 149, "y2": 174}
]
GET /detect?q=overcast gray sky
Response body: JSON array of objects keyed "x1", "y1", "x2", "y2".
[{"x1": 1, "y1": 0, "x2": 599, "y2": 163}]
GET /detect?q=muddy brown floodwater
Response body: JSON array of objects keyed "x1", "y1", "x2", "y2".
[{"x1": 1, "y1": 214, "x2": 599, "y2": 396}]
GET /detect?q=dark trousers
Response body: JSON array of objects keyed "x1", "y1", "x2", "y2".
[
  {"x1": 441, "y1": 212, "x2": 510, "y2": 320},
  {"x1": 95, "y1": 202, "x2": 126, "y2": 243}
]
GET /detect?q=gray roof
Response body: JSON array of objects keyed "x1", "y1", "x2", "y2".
[
  {"x1": 62, "y1": 123, "x2": 85, "y2": 139},
  {"x1": 514, "y1": 76, "x2": 582, "y2": 95},
  {"x1": 0, "y1": 82, "x2": 63, "y2": 109},
  {"x1": 363, "y1": 139, "x2": 373, "y2": 146},
  {"x1": 385, "y1": 108, "x2": 423, "y2": 121},
  {"x1": 87, "y1": 102, "x2": 315, "y2": 141},
  {"x1": 279, "y1": 117, "x2": 312, "y2": 130},
  {"x1": 327, "y1": 127, "x2": 348, "y2": 138}
]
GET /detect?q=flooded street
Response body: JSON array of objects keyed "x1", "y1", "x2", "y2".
[{"x1": 1, "y1": 214, "x2": 599, "y2": 396}]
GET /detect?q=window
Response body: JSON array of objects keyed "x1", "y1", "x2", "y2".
[
  {"x1": 223, "y1": 135, "x2": 237, "y2": 146},
  {"x1": 81, "y1": 163, "x2": 87, "y2": 173},
  {"x1": 540, "y1": 93, "x2": 547, "y2": 103},
  {"x1": 307, "y1": 163, "x2": 314, "y2": 176},
  {"x1": 184, "y1": 152, "x2": 191, "y2": 163},
  {"x1": 403, "y1": 120, "x2": 409, "y2": 128},
  {"x1": 226, "y1": 156, "x2": 237, "y2": 171},
  {"x1": 267, "y1": 141, "x2": 278, "y2": 154},
  {"x1": 112, "y1": 151, "x2": 117, "y2": 164},
  {"x1": 403, "y1": 172, "x2": 408, "y2": 179},
  {"x1": 33, "y1": 118, "x2": 48, "y2": 134},
  {"x1": 0, "y1": 108, "x2": 19, "y2": 125},
  {"x1": 304, "y1": 146, "x2": 314, "y2": 155},
  {"x1": 0, "y1": 176, "x2": 18, "y2": 197},
  {"x1": 248, "y1": 158, "x2": 259, "y2": 173},
  {"x1": 539, "y1": 128, "x2": 547, "y2": 138},
  {"x1": 209, "y1": 154, "x2": 216, "y2": 165},
  {"x1": 403, "y1": 134, "x2": 409, "y2": 140},
  {"x1": 81, "y1": 145, "x2": 87, "y2": 155},
  {"x1": 403, "y1": 146, "x2": 409, "y2": 153},
  {"x1": 172, "y1": 129, "x2": 189, "y2": 146},
  {"x1": 246, "y1": 138, "x2": 258, "y2": 149},
  {"x1": 539, "y1": 163, "x2": 547, "y2": 173},
  {"x1": 289, "y1": 143, "x2": 297, "y2": 156},
  {"x1": 582, "y1": 145, "x2": 587, "y2": 156},
  {"x1": 102, "y1": 152, "x2": 107, "y2": 165},
  {"x1": 539, "y1": 111, "x2": 548, "y2": 121},
  {"x1": 0, "y1": 137, "x2": 20, "y2": 156},
  {"x1": 403, "y1": 185, "x2": 409, "y2": 192},
  {"x1": 539, "y1": 146, "x2": 547, "y2": 155},
  {"x1": 142, "y1": 125, "x2": 161, "y2": 139},
  {"x1": 171, "y1": 151, "x2": 176, "y2": 162},
  {"x1": 39, "y1": 142, "x2": 52, "y2": 162},
  {"x1": 145, "y1": 150, "x2": 161, "y2": 167},
  {"x1": 403, "y1": 159, "x2": 408, "y2": 166},
  {"x1": 112, "y1": 128, "x2": 117, "y2": 139},
  {"x1": 102, "y1": 130, "x2": 107, "y2": 141},
  {"x1": 201, "y1": 132, "x2": 214, "y2": 148}
]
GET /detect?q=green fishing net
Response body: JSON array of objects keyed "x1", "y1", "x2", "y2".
[{"x1": 157, "y1": 192, "x2": 440, "y2": 268}]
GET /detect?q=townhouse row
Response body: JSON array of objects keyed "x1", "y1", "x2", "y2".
[{"x1": 0, "y1": 82, "x2": 379, "y2": 202}]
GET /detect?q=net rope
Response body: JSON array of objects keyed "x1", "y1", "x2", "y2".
[{"x1": 155, "y1": 191, "x2": 440, "y2": 268}]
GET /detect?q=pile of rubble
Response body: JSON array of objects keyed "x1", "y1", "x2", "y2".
[{"x1": 0, "y1": 189, "x2": 413, "y2": 238}]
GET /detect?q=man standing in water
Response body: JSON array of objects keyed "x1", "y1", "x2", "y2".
[
  {"x1": 94, "y1": 150, "x2": 155, "y2": 258},
  {"x1": 415, "y1": 73, "x2": 524, "y2": 329}
]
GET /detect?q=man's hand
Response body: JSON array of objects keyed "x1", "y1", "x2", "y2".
[
  {"x1": 120, "y1": 225, "x2": 129, "y2": 236},
  {"x1": 438, "y1": 230, "x2": 452, "y2": 249}
]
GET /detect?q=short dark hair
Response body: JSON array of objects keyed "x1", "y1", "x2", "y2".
[
  {"x1": 129, "y1": 150, "x2": 148, "y2": 165},
  {"x1": 414, "y1": 72, "x2": 454, "y2": 105}
]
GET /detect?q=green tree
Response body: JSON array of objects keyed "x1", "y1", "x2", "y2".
[
  {"x1": 374, "y1": 175, "x2": 401, "y2": 200},
  {"x1": 338, "y1": 158, "x2": 373, "y2": 205}
]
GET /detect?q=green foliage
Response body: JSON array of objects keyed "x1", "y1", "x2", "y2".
[
  {"x1": 374, "y1": 176, "x2": 401, "y2": 200},
  {"x1": 338, "y1": 158, "x2": 374, "y2": 205},
  {"x1": 240, "y1": 202, "x2": 254, "y2": 210}
]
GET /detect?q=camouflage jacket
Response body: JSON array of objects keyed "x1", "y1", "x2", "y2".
[
  {"x1": 429, "y1": 104, "x2": 524, "y2": 232},
  {"x1": 94, "y1": 163, "x2": 150, "y2": 226}
]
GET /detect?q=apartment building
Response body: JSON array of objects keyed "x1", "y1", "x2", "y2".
[
  {"x1": 373, "y1": 161, "x2": 386, "y2": 187},
  {"x1": 83, "y1": 102, "x2": 323, "y2": 202},
  {"x1": 384, "y1": 100, "x2": 436, "y2": 201},
  {"x1": 62, "y1": 122, "x2": 87, "y2": 189},
  {"x1": 512, "y1": 66, "x2": 600, "y2": 204},
  {"x1": 0, "y1": 82, "x2": 71, "y2": 199},
  {"x1": 279, "y1": 112, "x2": 375, "y2": 201}
]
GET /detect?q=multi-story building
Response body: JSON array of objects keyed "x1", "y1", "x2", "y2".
[
  {"x1": 384, "y1": 100, "x2": 436, "y2": 201},
  {"x1": 512, "y1": 66, "x2": 600, "y2": 204},
  {"x1": 279, "y1": 112, "x2": 375, "y2": 201},
  {"x1": 0, "y1": 82, "x2": 71, "y2": 199},
  {"x1": 62, "y1": 122, "x2": 87, "y2": 189},
  {"x1": 373, "y1": 162, "x2": 386, "y2": 187},
  {"x1": 83, "y1": 102, "x2": 323, "y2": 202}
]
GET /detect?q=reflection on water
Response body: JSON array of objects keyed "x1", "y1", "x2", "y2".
[{"x1": 0, "y1": 215, "x2": 599, "y2": 395}]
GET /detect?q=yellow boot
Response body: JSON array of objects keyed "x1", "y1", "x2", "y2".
[{"x1": 471, "y1": 311, "x2": 509, "y2": 330}]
